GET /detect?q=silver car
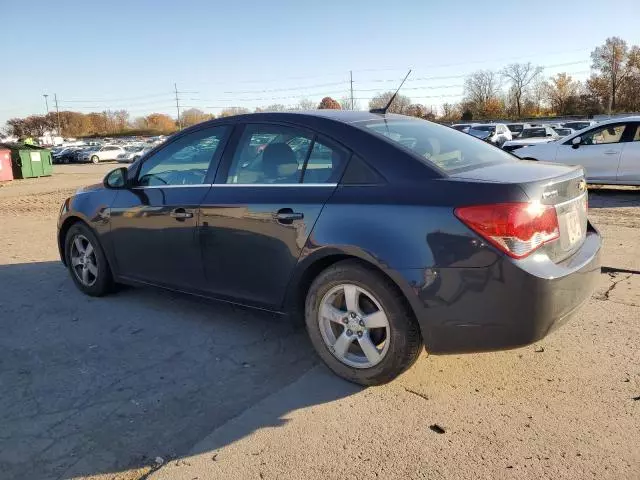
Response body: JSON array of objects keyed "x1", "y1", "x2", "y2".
[{"x1": 514, "y1": 117, "x2": 640, "y2": 185}]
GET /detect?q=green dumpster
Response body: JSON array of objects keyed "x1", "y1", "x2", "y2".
[{"x1": 7, "y1": 144, "x2": 53, "y2": 179}]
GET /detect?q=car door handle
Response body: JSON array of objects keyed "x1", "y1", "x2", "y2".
[
  {"x1": 170, "y1": 208, "x2": 193, "y2": 219},
  {"x1": 275, "y1": 208, "x2": 303, "y2": 224},
  {"x1": 604, "y1": 150, "x2": 620, "y2": 155}
]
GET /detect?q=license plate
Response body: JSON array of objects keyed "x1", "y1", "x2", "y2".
[{"x1": 566, "y1": 208, "x2": 582, "y2": 245}]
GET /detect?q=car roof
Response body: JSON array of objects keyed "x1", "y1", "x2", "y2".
[{"x1": 214, "y1": 110, "x2": 405, "y2": 125}]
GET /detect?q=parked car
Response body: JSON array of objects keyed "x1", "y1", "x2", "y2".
[
  {"x1": 561, "y1": 120, "x2": 597, "y2": 131},
  {"x1": 502, "y1": 126, "x2": 560, "y2": 152},
  {"x1": 514, "y1": 117, "x2": 640, "y2": 185},
  {"x1": 451, "y1": 123, "x2": 474, "y2": 132},
  {"x1": 52, "y1": 147, "x2": 79, "y2": 164},
  {"x1": 78, "y1": 145, "x2": 126, "y2": 164},
  {"x1": 552, "y1": 127, "x2": 575, "y2": 137},
  {"x1": 116, "y1": 145, "x2": 151, "y2": 163},
  {"x1": 57, "y1": 111, "x2": 601, "y2": 385},
  {"x1": 506, "y1": 123, "x2": 533, "y2": 138},
  {"x1": 467, "y1": 123, "x2": 512, "y2": 146}
]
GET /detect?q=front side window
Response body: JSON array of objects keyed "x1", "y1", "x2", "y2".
[
  {"x1": 632, "y1": 124, "x2": 640, "y2": 141},
  {"x1": 577, "y1": 124, "x2": 626, "y2": 146},
  {"x1": 137, "y1": 126, "x2": 228, "y2": 186},
  {"x1": 362, "y1": 119, "x2": 517, "y2": 173},
  {"x1": 225, "y1": 124, "x2": 346, "y2": 184}
]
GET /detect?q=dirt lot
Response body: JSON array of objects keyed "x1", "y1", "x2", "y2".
[{"x1": 0, "y1": 164, "x2": 639, "y2": 480}]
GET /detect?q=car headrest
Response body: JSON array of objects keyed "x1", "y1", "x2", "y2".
[{"x1": 262, "y1": 143, "x2": 298, "y2": 179}]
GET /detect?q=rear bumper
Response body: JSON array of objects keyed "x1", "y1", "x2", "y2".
[{"x1": 391, "y1": 227, "x2": 602, "y2": 354}]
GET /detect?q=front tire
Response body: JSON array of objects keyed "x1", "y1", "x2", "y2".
[
  {"x1": 91, "y1": 155, "x2": 100, "y2": 164},
  {"x1": 305, "y1": 260, "x2": 423, "y2": 386},
  {"x1": 64, "y1": 223, "x2": 114, "y2": 296}
]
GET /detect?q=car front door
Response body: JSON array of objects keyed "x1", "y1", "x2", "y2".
[
  {"x1": 555, "y1": 123, "x2": 630, "y2": 182},
  {"x1": 617, "y1": 122, "x2": 640, "y2": 183},
  {"x1": 199, "y1": 123, "x2": 348, "y2": 308},
  {"x1": 107, "y1": 125, "x2": 231, "y2": 289}
]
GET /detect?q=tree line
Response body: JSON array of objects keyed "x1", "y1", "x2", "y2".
[{"x1": 4, "y1": 37, "x2": 639, "y2": 139}]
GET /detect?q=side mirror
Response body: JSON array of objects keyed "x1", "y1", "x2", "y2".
[
  {"x1": 571, "y1": 136, "x2": 581, "y2": 149},
  {"x1": 104, "y1": 167, "x2": 128, "y2": 189}
]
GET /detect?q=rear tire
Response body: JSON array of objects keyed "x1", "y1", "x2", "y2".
[
  {"x1": 91, "y1": 155, "x2": 100, "y2": 164},
  {"x1": 64, "y1": 223, "x2": 114, "y2": 296},
  {"x1": 305, "y1": 260, "x2": 423, "y2": 386}
]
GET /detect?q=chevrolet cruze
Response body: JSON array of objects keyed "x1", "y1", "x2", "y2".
[{"x1": 57, "y1": 111, "x2": 601, "y2": 385}]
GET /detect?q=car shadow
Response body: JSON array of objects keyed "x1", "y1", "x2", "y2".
[
  {"x1": 0, "y1": 261, "x2": 360, "y2": 480},
  {"x1": 587, "y1": 186, "x2": 640, "y2": 208}
]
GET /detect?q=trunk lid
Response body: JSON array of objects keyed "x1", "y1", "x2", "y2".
[{"x1": 451, "y1": 161, "x2": 588, "y2": 262}]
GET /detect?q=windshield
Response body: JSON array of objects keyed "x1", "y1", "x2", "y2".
[
  {"x1": 470, "y1": 125, "x2": 496, "y2": 132},
  {"x1": 362, "y1": 119, "x2": 516, "y2": 173},
  {"x1": 520, "y1": 128, "x2": 547, "y2": 138},
  {"x1": 452, "y1": 124, "x2": 471, "y2": 131},
  {"x1": 507, "y1": 124, "x2": 524, "y2": 133}
]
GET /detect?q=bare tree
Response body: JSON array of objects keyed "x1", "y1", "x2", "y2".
[
  {"x1": 339, "y1": 96, "x2": 361, "y2": 111},
  {"x1": 464, "y1": 71, "x2": 501, "y2": 105},
  {"x1": 296, "y1": 98, "x2": 316, "y2": 110},
  {"x1": 368, "y1": 91, "x2": 411, "y2": 114},
  {"x1": 463, "y1": 70, "x2": 502, "y2": 117},
  {"x1": 501, "y1": 63, "x2": 543, "y2": 118}
]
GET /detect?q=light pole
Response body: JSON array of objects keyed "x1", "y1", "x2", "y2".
[{"x1": 43, "y1": 94, "x2": 49, "y2": 114}]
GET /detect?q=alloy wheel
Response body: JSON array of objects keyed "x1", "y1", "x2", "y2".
[
  {"x1": 318, "y1": 284, "x2": 391, "y2": 368},
  {"x1": 70, "y1": 234, "x2": 98, "y2": 287}
]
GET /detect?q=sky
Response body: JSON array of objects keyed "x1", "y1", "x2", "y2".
[{"x1": 1, "y1": 0, "x2": 639, "y2": 126}]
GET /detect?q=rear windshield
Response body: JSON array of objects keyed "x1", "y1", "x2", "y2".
[
  {"x1": 362, "y1": 119, "x2": 516, "y2": 173},
  {"x1": 507, "y1": 124, "x2": 524, "y2": 132},
  {"x1": 520, "y1": 128, "x2": 547, "y2": 138},
  {"x1": 471, "y1": 125, "x2": 495, "y2": 132},
  {"x1": 563, "y1": 122, "x2": 591, "y2": 130}
]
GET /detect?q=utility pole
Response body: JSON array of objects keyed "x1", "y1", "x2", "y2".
[
  {"x1": 54, "y1": 94, "x2": 61, "y2": 136},
  {"x1": 43, "y1": 94, "x2": 49, "y2": 114},
  {"x1": 174, "y1": 83, "x2": 182, "y2": 130},
  {"x1": 350, "y1": 70, "x2": 354, "y2": 110}
]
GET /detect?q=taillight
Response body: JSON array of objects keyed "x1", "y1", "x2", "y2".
[{"x1": 454, "y1": 202, "x2": 559, "y2": 259}]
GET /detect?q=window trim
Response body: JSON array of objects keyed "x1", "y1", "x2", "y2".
[{"x1": 131, "y1": 124, "x2": 233, "y2": 188}]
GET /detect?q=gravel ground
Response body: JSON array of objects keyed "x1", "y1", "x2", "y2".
[{"x1": 0, "y1": 165, "x2": 638, "y2": 480}]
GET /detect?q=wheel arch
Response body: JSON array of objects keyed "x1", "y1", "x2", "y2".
[
  {"x1": 58, "y1": 216, "x2": 92, "y2": 265},
  {"x1": 284, "y1": 249, "x2": 419, "y2": 329}
]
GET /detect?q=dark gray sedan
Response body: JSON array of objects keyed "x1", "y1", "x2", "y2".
[{"x1": 57, "y1": 111, "x2": 601, "y2": 385}]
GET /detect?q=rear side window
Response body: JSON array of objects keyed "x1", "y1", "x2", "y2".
[
  {"x1": 361, "y1": 119, "x2": 516, "y2": 173},
  {"x1": 225, "y1": 124, "x2": 346, "y2": 184}
]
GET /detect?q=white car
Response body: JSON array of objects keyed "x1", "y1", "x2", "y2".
[
  {"x1": 467, "y1": 123, "x2": 512, "y2": 146},
  {"x1": 78, "y1": 145, "x2": 126, "y2": 164},
  {"x1": 502, "y1": 126, "x2": 559, "y2": 153},
  {"x1": 116, "y1": 145, "x2": 151, "y2": 163},
  {"x1": 514, "y1": 117, "x2": 640, "y2": 185}
]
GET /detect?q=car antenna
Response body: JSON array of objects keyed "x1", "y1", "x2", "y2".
[{"x1": 369, "y1": 69, "x2": 412, "y2": 114}]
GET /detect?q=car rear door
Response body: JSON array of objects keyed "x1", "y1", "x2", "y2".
[
  {"x1": 108, "y1": 124, "x2": 231, "y2": 290},
  {"x1": 554, "y1": 122, "x2": 630, "y2": 182},
  {"x1": 199, "y1": 122, "x2": 349, "y2": 308},
  {"x1": 617, "y1": 122, "x2": 640, "y2": 183}
]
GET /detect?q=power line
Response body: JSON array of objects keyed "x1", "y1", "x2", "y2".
[
  {"x1": 59, "y1": 92, "x2": 174, "y2": 103},
  {"x1": 222, "y1": 81, "x2": 349, "y2": 95}
]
